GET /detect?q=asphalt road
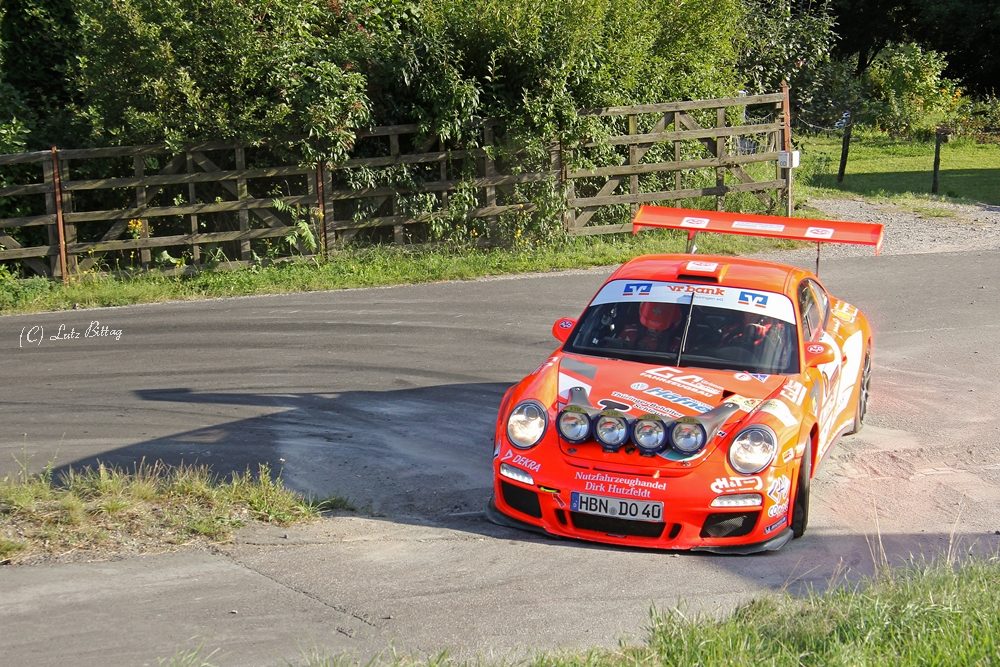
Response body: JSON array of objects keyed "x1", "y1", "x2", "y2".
[{"x1": 2, "y1": 249, "x2": 999, "y2": 667}]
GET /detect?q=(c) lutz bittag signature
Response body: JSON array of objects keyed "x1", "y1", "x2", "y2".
[{"x1": 20, "y1": 320, "x2": 123, "y2": 347}]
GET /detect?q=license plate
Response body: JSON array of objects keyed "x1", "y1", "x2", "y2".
[{"x1": 570, "y1": 492, "x2": 664, "y2": 523}]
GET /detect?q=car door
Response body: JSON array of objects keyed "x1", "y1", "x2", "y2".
[{"x1": 798, "y1": 279, "x2": 844, "y2": 456}]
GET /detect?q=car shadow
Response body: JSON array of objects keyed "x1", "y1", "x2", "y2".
[{"x1": 49, "y1": 382, "x2": 506, "y2": 520}]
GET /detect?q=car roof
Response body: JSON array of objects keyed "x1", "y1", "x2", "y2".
[{"x1": 607, "y1": 254, "x2": 813, "y2": 295}]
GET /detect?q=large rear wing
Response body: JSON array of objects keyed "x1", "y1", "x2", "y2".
[{"x1": 632, "y1": 205, "x2": 884, "y2": 255}]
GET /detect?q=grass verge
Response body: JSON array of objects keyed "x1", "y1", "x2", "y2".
[
  {"x1": 0, "y1": 229, "x2": 799, "y2": 315},
  {"x1": 0, "y1": 459, "x2": 336, "y2": 564},
  {"x1": 797, "y1": 132, "x2": 1000, "y2": 206}
]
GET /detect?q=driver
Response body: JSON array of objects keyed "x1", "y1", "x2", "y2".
[
  {"x1": 721, "y1": 310, "x2": 778, "y2": 349},
  {"x1": 621, "y1": 302, "x2": 683, "y2": 352}
]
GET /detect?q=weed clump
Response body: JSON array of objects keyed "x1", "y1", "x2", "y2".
[{"x1": 0, "y1": 460, "x2": 329, "y2": 564}]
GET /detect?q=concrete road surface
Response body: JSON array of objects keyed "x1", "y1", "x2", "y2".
[{"x1": 2, "y1": 249, "x2": 999, "y2": 666}]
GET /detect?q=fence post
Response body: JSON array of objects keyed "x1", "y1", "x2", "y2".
[
  {"x1": 315, "y1": 161, "x2": 326, "y2": 259},
  {"x1": 186, "y1": 152, "x2": 200, "y2": 265},
  {"x1": 235, "y1": 146, "x2": 251, "y2": 260},
  {"x1": 133, "y1": 155, "x2": 151, "y2": 268},
  {"x1": 837, "y1": 112, "x2": 853, "y2": 184},
  {"x1": 716, "y1": 107, "x2": 726, "y2": 212},
  {"x1": 781, "y1": 81, "x2": 793, "y2": 217},
  {"x1": 50, "y1": 147, "x2": 68, "y2": 285},
  {"x1": 629, "y1": 114, "x2": 638, "y2": 216},
  {"x1": 321, "y1": 160, "x2": 335, "y2": 254},
  {"x1": 562, "y1": 142, "x2": 576, "y2": 231},
  {"x1": 932, "y1": 128, "x2": 952, "y2": 194}
]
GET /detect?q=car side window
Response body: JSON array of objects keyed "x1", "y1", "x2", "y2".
[
  {"x1": 798, "y1": 281, "x2": 822, "y2": 341},
  {"x1": 806, "y1": 279, "x2": 830, "y2": 331}
]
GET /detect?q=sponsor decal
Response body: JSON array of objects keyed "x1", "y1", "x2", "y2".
[
  {"x1": 511, "y1": 453, "x2": 541, "y2": 472},
  {"x1": 685, "y1": 260, "x2": 718, "y2": 272},
  {"x1": 767, "y1": 502, "x2": 789, "y2": 518},
  {"x1": 640, "y1": 366, "x2": 724, "y2": 397},
  {"x1": 623, "y1": 282, "x2": 653, "y2": 297},
  {"x1": 630, "y1": 382, "x2": 649, "y2": 391},
  {"x1": 724, "y1": 394, "x2": 762, "y2": 413},
  {"x1": 667, "y1": 284, "x2": 725, "y2": 296},
  {"x1": 733, "y1": 220, "x2": 785, "y2": 232},
  {"x1": 738, "y1": 291, "x2": 769, "y2": 308},
  {"x1": 806, "y1": 343, "x2": 826, "y2": 355},
  {"x1": 749, "y1": 373, "x2": 769, "y2": 382},
  {"x1": 780, "y1": 379, "x2": 807, "y2": 406},
  {"x1": 805, "y1": 226, "x2": 835, "y2": 239},
  {"x1": 832, "y1": 301, "x2": 858, "y2": 323},
  {"x1": 782, "y1": 448, "x2": 794, "y2": 463},
  {"x1": 643, "y1": 387, "x2": 713, "y2": 413},
  {"x1": 734, "y1": 373, "x2": 752, "y2": 381},
  {"x1": 767, "y1": 476, "x2": 790, "y2": 504},
  {"x1": 759, "y1": 399, "x2": 799, "y2": 428},
  {"x1": 502, "y1": 449, "x2": 541, "y2": 472},
  {"x1": 611, "y1": 391, "x2": 683, "y2": 419},
  {"x1": 711, "y1": 476, "x2": 763, "y2": 494},
  {"x1": 558, "y1": 320, "x2": 573, "y2": 329},
  {"x1": 574, "y1": 471, "x2": 666, "y2": 499},
  {"x1": 680, "y1": 216, "x2": 710, "y2": 228},
  {"x1": 764, "y1": 515, "x2": 788, "y2": 534}
]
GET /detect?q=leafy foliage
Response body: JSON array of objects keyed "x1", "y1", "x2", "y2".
[
  {"x1": 71, "y1": 0, "x2": 370, "y2": 163},
  {"x1": 866, "y1": 43, "x2": 964, "y2": 137}
]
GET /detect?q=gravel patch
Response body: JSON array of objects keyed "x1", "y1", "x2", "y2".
[{"x1": 752, "y1": 197, "x2": 1000, "y2": 263}]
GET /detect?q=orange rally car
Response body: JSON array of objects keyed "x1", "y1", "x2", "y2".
[{"x1": 488, "y1": 206, "x2": 883, "y2": 553}]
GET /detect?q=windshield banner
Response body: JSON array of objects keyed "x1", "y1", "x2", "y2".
[{"x1": 592, "y1": 280, "x2": 797, "y2": 324}]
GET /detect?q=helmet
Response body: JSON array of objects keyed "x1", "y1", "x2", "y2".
[{"x1": 640, "y1": 302, "x2": 681, "y2": 330}]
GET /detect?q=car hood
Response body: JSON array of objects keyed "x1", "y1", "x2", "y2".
[
  {"x1": 556, "y1": 352, "x2": 786, "y2": 417},
  {"x1": 553, "y1": 352, "x2": 791, "y2": 469}
]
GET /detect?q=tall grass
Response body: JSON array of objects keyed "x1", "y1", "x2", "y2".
[{"x1": 0, "y1": 459, "x2": 333, "y2": 564}]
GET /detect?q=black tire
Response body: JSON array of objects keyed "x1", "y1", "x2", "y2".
[
  {"x1": 847, "y1": 346, "x2": 872, "y2": 435},
  {"x1": 791, "y1": 439, "x2": 812, "y2": 538}
]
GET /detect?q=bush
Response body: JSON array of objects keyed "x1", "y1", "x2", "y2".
[{"x1": 866, "y1": 43, "x2": 965, "y2": 138}]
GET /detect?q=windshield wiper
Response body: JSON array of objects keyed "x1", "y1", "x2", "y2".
[{"x1": 676, "y1": 291, "x2": 696, "y2": 366}]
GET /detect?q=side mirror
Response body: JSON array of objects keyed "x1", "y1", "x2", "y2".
[
  {"x1": 552, "y1": 317, "x2": 576, "y2": 343},
  {"x1": 803, "y1": 341, "x2": 836, "y2": 367}
]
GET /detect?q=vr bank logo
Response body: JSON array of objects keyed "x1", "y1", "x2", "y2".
[
  {"x1": 738, "y1": 291, "x2": 768, "y2": 308},
  {"x1": 623, "y1": 282, "x2": 652, "y2": 297}
]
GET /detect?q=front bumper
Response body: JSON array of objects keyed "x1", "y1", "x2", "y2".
[{"x1": 488, "y1": 471, "x2": 792, "y2": 554}]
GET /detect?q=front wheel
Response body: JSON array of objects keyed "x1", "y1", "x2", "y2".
[
  {"x1": 791, "y1": 439, "x2": 812, "y2": 538},
  {"x1": 847, "y1": 346, "x2": 872, "y2": 435}
]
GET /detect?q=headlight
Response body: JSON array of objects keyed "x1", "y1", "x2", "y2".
[
  {"x1": 506, "y1": 401, "x2": 547, "y2": 449},
  {"x1": 728, "y1": 426, "x2": 777, "y2": 474},
  {"x1": 670, "y1": 420, "x2": 707, "y2": 455},
  {"x1": 632, "y1": 417, "x2": 667, "y2": 455},
  {"x1": 594, "y1": 412, "x2": 628, "y2": 451},
  {"x1": 557, "y1": 408, "x2": 591, "y2": 442}
]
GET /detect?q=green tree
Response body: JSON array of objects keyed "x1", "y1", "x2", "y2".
[
  {"x1": 911, "y1": 0, "x2": 1000, "y2": 96},
  {"x1": 830, "y1": 0, "x2": 916, "y2": 75},
  {"x1": 71, "y1": 0, "x2": 370, "y2": 163},
  {"x1": 0, "y1": 0, "x2": 83, "y2": 147}
]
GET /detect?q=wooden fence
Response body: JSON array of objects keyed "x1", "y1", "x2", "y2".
[{"x1": 0, "y1": 91, "x2": 790, "y2": 278}]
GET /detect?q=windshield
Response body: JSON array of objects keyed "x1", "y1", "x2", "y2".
[{"x1": 564, "y1": 281, "x2": 799, "y2": 375}]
